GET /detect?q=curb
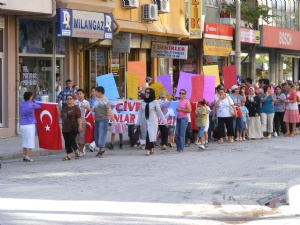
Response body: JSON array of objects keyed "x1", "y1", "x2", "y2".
[
  {"x1": 0, "y1": 149, "x2": 63, "y2": 161},
  {"x1": 286, "y1": 176, "x2": 300, "y2": 210},
  {"x1": 0, "y1": 140, "x2": 129, "y2": 161}
]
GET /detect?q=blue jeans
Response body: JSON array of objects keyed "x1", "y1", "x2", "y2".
[
  {"x1": 175, "y1": 117, "x2": 188, "y2": 151},
  {"x1": 198, "y1": 126, "x2": 205, "y2": 139},
  {"x1": 94, "y1": 119, "x2": 109, "y2": 148},
  {"x1": 232, "y1": 117, "x2": 243, "y2": 135}
]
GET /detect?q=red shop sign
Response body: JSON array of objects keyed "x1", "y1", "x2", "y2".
[
  {"x1": 260, "y1": 25, "x2": 300, "y2": 50},
  {"x1": 203, "y1": 22, "x2": 233, "y2": 40}
]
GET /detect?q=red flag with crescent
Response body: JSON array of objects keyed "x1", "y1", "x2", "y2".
[
  {"x1": 84, "y1": 111, "x2": 94, "y2": 143},
  {"x1": 35, "y1": 103, "x2": 62, "y2": 150}
]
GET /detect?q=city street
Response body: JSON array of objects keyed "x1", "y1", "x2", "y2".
[{"x1": 1, "y1": 136, "x2": 300, "y2": 225}]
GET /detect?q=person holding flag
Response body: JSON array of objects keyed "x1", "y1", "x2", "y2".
[
  {"x1": 74, "y1": 89, "x2": 90, "y2": 156},
  {"x1": 20, "y1": 92, "x2": 41, "y2": 162},
  {"x1": 57, "y1": 94, "x2": 82, "y2": 161}
]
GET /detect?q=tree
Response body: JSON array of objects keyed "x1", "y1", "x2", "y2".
[{"x1": 221, "y1": 0, "x2": 274, "y2": 81}]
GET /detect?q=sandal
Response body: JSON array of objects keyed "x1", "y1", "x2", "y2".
[
  {"x1": 62, "y1": 156, "x2": 71, "y2": 161},
  {"x1": 284, "y1": 133, "x2": 290, "y2": 137},
  {"x1": 150, "y1": 149, "x2": 154, "y2": 154},
  {"x1": 75, "y1": 153, "x2": 80, "y2": 159},
  {"x1": 218, "y1": 138, "x2": 224, "y2": 144},
  {"x1": 145, "y1": 150, "x2": 151, "y2": 156}
]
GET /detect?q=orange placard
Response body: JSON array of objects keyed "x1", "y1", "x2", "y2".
[{"x1": 127, "y1": 61, "x2": 146, "y2": 87}]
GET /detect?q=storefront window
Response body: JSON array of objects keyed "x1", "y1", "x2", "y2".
[
  {"x1": 90, "y1": 50, "x2": 109, "y2": 88},
  {"x1": 18, "y1": 19, "x2": 66, "y2": 102},
  {"x1": 111, "y1": 52, "x2": 125, "y2": 98}
]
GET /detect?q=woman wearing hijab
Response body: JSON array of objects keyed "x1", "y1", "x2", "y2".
[
  {"x1": 245, "y1": 87, "x2": 263, "y2": 139},
  {"x1": 137, "y1": 88, "x2": 168, "y2": 156}
]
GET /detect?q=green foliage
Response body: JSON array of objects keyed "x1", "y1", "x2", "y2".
[{"x1": 222, "y1": 0, "x2": 274, "y2": 28}]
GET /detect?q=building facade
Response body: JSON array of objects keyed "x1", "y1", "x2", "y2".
[{"x1": 0, "y1": 0, "x2": 189, "y2": 138}]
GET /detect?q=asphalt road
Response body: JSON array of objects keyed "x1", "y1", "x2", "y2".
[{"x1": 1, "y1": 136, "x2": 300, "y2": 225}]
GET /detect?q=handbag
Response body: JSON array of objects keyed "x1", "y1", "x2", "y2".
[
  {"x1": 133, "y1": 126, "x2": 140, "y2": 142},
  {"x1": 226, "y1": 97, "x2": 235, "y2": 116}
]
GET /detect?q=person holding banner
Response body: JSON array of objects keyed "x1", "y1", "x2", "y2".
[
  {"x1": 175, "y1": 89, "x2": 191, "y2": 152},
  {"x1": 214, "y1": 88, "x2": 236, "y2": 144},
  {"x1": 137, "y1": 88, "x2": 168, "y2": 156},
  {"x1": 57, "y1": 94, "x2": 82, "y2": 161},
  {"x1": 20, "y1": 91, "x2": 41, "y2": 162}
]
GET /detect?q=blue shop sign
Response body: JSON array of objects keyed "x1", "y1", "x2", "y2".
[{"x1": 57, "y1": 8, "x2": 113, "y2": 40}]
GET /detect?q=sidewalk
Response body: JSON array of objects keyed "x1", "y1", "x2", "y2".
[{"x1": 0, "y1": 130, "x2": 129, "y2": 160}]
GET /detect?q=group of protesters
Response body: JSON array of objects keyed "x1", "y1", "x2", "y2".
[{"x1": 19, "y1": 76, "x2": 300, "y2": 162}]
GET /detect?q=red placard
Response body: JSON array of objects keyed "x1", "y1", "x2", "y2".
[
  {"x1": 222, "y1": 65, "x2": 237, "y2": 89},
  {"x1": 203, "y1": 22, "x2": 233, "y2": 40},
  {"x1": 190, "y1": 75, "x2": 204, "y2": 103}
]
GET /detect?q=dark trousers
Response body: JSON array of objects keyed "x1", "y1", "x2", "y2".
[
  {"x1": 127, "y1": 124, "x2": 136, "y2": 146},
  {"x1": 63, "y1": 132, "x2": 78, "y2": 154},
  {"x1": 185, "y1": 122, "x2": 194, "y2": 143},
  {"x1": 159, "y1": 125, "x2": 169, "y2": 145},
  {"x1": 146, "y1": 131, "x2": 154, "y2": 150},
  {"x1": 274, "y1": 112, "x2": 286, "y2": 135},
  {"x1": 208, "y1": 115, "x2": 213, "y2": 140},
  {"x1": 218, "y1": 117, "x2": 234, "y2": 139}
]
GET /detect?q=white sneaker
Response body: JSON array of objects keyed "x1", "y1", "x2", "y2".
[
  {"x1": 142, "y1": 146, "x2": 146, "y2": 150},
  {"x1": 242, "y1": 138, "x2": 246, "y2": 141},
  {"x1": 198, "y1": 144, "x2": 205, "y2": 150},
  {"x1": 273, "y1": 132, "x2": 278, "y2": 137},
  {"x1": 82, "y1": 146, "x2": 86, "y2": 156}
]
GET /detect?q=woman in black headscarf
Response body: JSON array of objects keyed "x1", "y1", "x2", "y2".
[{"x1": 137, "y1": 88, "x2": 168, "y2": 156}]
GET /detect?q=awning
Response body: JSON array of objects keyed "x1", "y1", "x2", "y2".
[{"x1": 116, "y1": 19, "x2": 189, "y2": 38}]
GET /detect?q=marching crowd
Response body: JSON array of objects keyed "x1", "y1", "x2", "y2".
[{"x1": 19, "y1": 76, "x2": 300, "y2": 162}]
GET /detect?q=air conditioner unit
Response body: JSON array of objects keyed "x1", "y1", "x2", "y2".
[
  {"x1": 0, "y1": 0, "x2": 7, "y2": 5},
  {"x1": 121, "y1": 0, "x2": 139, "y2": 9},
  {"x1": 153, "y1": 0, "x2": 170, "y2": 14},
  {"x1": 143, "y1": 4, "x2": 158, "y2": 21}
]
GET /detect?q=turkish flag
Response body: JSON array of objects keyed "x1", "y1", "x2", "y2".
[
  {"x1": 84, "y1": 111, "x2": 94, "y2": 143},
  {"x1": 35, "y1": 103, "x2": 62, "y2": 150}
]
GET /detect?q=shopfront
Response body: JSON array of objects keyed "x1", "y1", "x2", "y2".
[
  {"x1": 259, "y1": 25, "x2": 300, "y2": 83},
  {"x1": 202, "y1": 22, "x2": 233, "y2": 71},
  {"x1": 18, "y1": 19, "x2": 66, "y2": 103}
]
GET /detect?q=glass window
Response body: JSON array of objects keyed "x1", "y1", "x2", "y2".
[
  {"x1": 90, "y1": 50, "x2": 108, "y2": 89},
  {"x1": 20, "y1": 57, "x2": 54, "y2": 101},
  {"x1": 19, "y1": 19, "x2": 54, "y2": 54}
]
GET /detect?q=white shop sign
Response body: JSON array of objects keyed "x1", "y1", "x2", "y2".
[{"x1": 151, "y1": 44, "x2": 188, "y2": 59}]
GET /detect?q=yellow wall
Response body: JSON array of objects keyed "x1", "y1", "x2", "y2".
[{"x1": 114, "y1": 0, "x2": 189, "y2": 38}]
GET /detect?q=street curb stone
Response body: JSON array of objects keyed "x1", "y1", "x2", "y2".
[{"x1": 286, "y1": 176, "x2": 300, "y2": 210}]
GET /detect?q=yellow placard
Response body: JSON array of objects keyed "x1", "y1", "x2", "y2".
[
  {"x1": 203, "y1": 65, "x2": 220, "y2": 87},
  {"x1": 203, "y1": 38, "x2": 232, "y2": 57},
  {"x1": 149, "y1": 82, "x2": 172, "y2": 100},
  {"x1": 189, "y1": 0, "x2": 202, "y2": 39},
  {"x1": 126, "y1": 72, "x2": 138, "y2": 100}
]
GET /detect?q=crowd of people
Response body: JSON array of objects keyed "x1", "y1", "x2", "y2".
[{"x1": 19, "y1": 76, "x2": 300, "y2": 162}]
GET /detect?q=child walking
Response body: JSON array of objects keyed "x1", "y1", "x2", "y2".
[
  {"x1": 240, "y1": 101, "x2": 249, "y2": 141},
  {"x1": 195, "y1": 99, "x2": 208, "y2": 150}
]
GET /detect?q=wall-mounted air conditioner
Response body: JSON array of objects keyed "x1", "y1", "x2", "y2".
[
  {"x1": 143, "y1": 4, "x2": 158, "y2": 21},
  {"x1": 121, "y1": 0, "x2": 139, "y2": 9},
  {"x1": 0, "y1": 0, "x2": 7, "y2": 5},
  {"x1": 153, "y1": 0, "x2": 170, "y2": 14}
]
